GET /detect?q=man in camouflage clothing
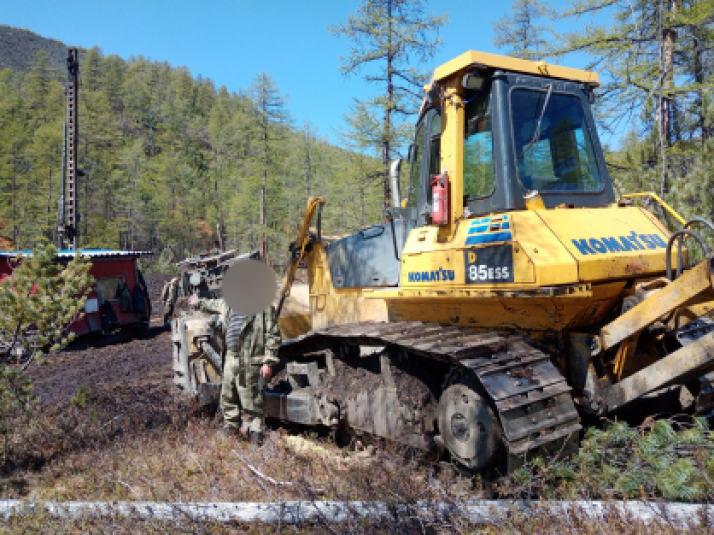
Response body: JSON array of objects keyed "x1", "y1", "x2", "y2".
[
  {"x1": 161, "y1": 278, "x2": 180, "y2": 326},
  {"x1": 188, "y1": 293, "x2": 281, "y2": 444}
]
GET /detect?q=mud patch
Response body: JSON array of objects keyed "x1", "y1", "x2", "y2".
[
  {"x1": 323, "y1": 356, "x2": 383, "y2": 404},
  {"x1": 28, "y1": 316, "x2": 172, "y2": 407},
  {"x1": 392, "y1": 366, "x2": 433, "y2": 410}
]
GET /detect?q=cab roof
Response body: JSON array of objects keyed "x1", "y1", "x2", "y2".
[
  {"x1": 432, "y1": 50, "x2": 600, "y2": 87},
  {"x1": 0, "y1": 249, "x2": 153, "y2": 259}
]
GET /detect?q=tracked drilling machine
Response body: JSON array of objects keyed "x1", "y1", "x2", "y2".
[{"x1": 171, "y1": 250, "x2": 261, "y2": 404}]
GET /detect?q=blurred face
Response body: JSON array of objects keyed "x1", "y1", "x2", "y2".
[{"x1": 222, "y1": 259, "x2": 276, "y2": 315}]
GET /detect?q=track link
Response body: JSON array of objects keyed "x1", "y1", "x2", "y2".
[{"x1": 280, "y1": 321, "x2": 582, "y2": 470}]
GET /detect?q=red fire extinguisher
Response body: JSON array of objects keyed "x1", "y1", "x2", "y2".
[{"x1": 430, "y1": 172, "x2": 449, "y2": 225}]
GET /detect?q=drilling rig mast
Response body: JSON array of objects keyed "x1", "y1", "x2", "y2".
[{"x1": 58, "y1": 48, "x2": 80, "y2": 250}]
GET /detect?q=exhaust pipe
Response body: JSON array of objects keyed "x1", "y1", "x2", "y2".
[{"x1": 390, "y1": 159, "x2": 402, "y2": 208}]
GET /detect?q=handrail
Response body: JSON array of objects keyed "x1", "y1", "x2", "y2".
[{"x1": 620, "y1": 192, "x2": 686, "y2": 226}]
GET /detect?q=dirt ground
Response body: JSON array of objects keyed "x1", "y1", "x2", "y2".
[
  {"x1": 27, "y1": 274, "x2": 175, "y2": 406},
  {"x1": 7, "y1": 276, "x2": 714, "y2": 533}
]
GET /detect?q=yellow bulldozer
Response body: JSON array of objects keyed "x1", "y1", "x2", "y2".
[{"x1": 181, "y1": 50, "x2": 714, "y2": 475}]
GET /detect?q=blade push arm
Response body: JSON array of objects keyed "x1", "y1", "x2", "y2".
[
  {"x1": 592, "y1": 255, "x2": 714, "y2": 412},
  {"x1": 275, "y1": 197, "x2": 326, "y2": 318},
  {"x1": 595, "y1": 256, "x2": 714, "y2": 354}
]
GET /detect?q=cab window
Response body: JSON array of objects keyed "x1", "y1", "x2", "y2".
[
  {"x1": 427, "y1": 113, "x2": 442, "y2": 205},
  {"x1": 407, "y1": 119, "x2": 425, "y2": 208},
  {"x1": 510, "y1": 89, "x2": 603, "y2": 193},
  {"x1": 407, "y1": 110, "x2": 441, "y2": 209},
  {"x1": 463, "y1": 93, "x2": 494, "y2": 198}
]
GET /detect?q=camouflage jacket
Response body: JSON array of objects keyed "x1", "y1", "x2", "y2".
[{"x1": 197, "y1": 298, "x2": 281, "y2": 367}]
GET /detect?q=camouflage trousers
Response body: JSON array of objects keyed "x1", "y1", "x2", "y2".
[{"x1": 221, "y1": 349, "x2": 266, "y2": 433}]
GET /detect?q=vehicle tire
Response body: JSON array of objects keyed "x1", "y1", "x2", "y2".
[{"x1": 135, "y1": 319, "x2": 150, "y2": 339}]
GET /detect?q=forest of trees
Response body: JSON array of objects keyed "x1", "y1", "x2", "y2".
[
  {"x1": 493, "y1": 0, "x2": 714, "y2": 234},
  {"x1": 0, "y1": 1, "x2": 450, "y2": 273},
  {"x1": 2, "y1": 0, "x2": 714, "y2": 272},
  {"x1": 0, "y1": 46, "x2": 385, "y2": 270}
]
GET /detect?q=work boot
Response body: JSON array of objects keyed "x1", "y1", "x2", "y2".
[{"x1": 250, "y1": 431, "x2": 263, "y2": 449}]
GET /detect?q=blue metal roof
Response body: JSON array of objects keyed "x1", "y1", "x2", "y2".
[{"x1": 0, "y1": 249, "x2": 153, "y2": 259}]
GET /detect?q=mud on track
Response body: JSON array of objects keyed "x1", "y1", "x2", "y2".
[{"x1": 27, "y1": 274, "x2": 175, "y2": 407}]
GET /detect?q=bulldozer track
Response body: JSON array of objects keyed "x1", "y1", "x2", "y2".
[{"x1": 280, "y1": 321, "x2": 582, "y2": 467}]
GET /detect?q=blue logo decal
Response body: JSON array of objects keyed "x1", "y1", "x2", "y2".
[
  {"x1": 469, "y1": 215, "x2": 509, "y2": 226},
  {"x1": 571, "y1": 231, "x2": 667, "y2": 255},
  {"x1": 466, "y1": 215, "x2": 512, "y2": 244},
  {"x1": 466, "y1": 231, "x2": 512, "y2": 246},
  {"x1": 468, "y1": 225, "x2": 489, "y2": 235},
  {"x1": 407, "y1": 268, "x2": 455, "y2": 283}
]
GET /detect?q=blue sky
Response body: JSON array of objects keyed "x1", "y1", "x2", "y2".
[{"x1": 2, "y1": 0, "x2": 613, "y2": 148}]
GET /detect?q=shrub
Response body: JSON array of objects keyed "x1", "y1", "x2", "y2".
[{"x1": 504, "y1": 417, "x2": 714, "y2": 502}]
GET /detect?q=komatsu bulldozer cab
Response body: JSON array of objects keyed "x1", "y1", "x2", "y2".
[
  {"x1": 321, "y1": 53, "x2": 623, "y2": 292},
  {"x1": 403, "y1": 51, "x2": 614, "y2": 227}
]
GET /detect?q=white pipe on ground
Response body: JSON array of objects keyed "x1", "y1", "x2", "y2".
[{"x1": 0, "y1": 499, "x2": 710, "y2": 526}]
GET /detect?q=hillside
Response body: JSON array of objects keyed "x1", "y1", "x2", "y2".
[
  {"x1": 0, "y1": 32, "x2": 383, "y2": 266},
  {"x1": 0, "y1": 25, "x2": 78, "y2": 76}
]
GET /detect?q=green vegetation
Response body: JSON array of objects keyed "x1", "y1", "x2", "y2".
[
  {"x1": 0, "y1": 245, "x2": 92, "y2": 481},
  {"x1": 0, "y1": 47, "x2": 383, "y2": 269},
  {"x1": 492, "y1": 0, "x2": 552, "y2": 60},
  {"x1": 330, "y1": 0, "x2": 448, "y2": 207},
  {"x1": 506, "y1": 418, "x2": 714, "y2": 502},
  {"x1": 0, "y1": 245, "x2": 93, "y2": 362}
]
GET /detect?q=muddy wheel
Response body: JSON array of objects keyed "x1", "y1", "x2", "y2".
[{"x1": 437, "y1": 383, "x2": 502, "y2": 470}]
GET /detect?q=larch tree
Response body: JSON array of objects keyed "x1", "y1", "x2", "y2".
[
  {"x1": 552, "y1": 0, "x2": 714, "y2": 196},
  {"x1": 301, "y1": 121, "x2": 317, "y2": 199},
  {"x1": 492, "y1": 0, "x2": 552, "y2": 60},
  {"x1": 248, "y1": 72, "x2": 290, "y2": 260},
  {"x1": 551, "y1": 1, "x2": 714, "y2": 140},
  {"x1": 329, "y1": 0, "x2": 448, "y2": 208},
  {"x1": 22, "y1": 51, "x2": 64, "y2": 244}
]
